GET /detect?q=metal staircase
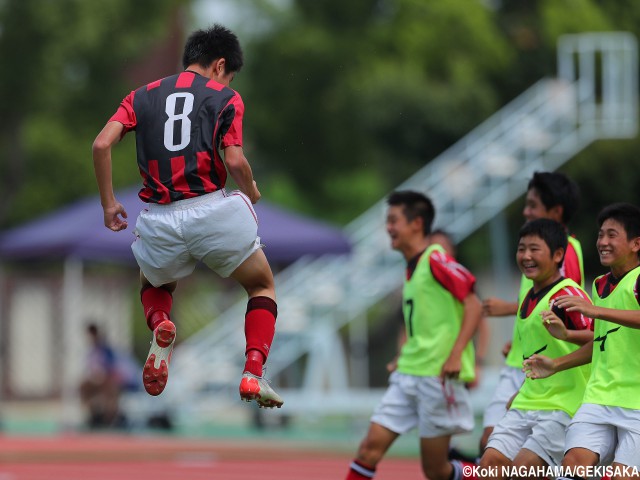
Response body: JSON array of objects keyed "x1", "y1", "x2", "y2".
[{"x1": 133, "y1": 32, "x2": 637, "y2": 421}]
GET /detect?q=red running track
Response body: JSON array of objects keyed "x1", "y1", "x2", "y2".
[{"x1": 0, "y1": 434, "x2": 424, "y2": 479}]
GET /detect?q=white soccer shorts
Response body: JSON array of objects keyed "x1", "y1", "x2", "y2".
[
  {"x1": 371, "y1": 372, "x2": 474, "y2": 438},
  {"x1": 565, "y1": 403, "x2": 640, "y2": 468},
  {"x1": 486, "y1": 408, "x2": 571, "y2": 467},
  {"x1": 131, "y1": 189, "x2": 262, "y2": 286},
  {"x1": 482, "y1": 365, "x2": 526, "y2": 428}
]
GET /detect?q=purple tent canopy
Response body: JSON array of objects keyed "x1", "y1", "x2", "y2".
[{"x1": 0, "y1": 187, "x2": 351, "y2": 264}]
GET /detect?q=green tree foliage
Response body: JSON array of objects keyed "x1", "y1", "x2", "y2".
[
  {"x1": 477, "y1": 0, "x2": 640, "y2": 277},
  {"x1": 0, "y1": 0, "x2": 182, "y2": 228},
  {"x1": 240, "y1": 0, "x2": 640, "y2": 248},
  {"x1": 2, "y1": 0, "x2": 640, "y2": 241},
  {"x1": 490, "y1": 0, "x2": 613, "y2": 99},
  {"x1": 242, "y1": 0, "x2": 513, "y2": 223}
]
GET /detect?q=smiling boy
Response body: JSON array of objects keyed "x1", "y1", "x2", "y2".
[
  {"x1": 524, "y1": 203, "x2": 640, "y2": 479},
  {"x1": 345, "y1": 190, "x2": 482, "y2": 480},
  {"x1": 479, "y1": 219, "x2": 592, "y2": 478},
  {"x1": 480, "y1": 172, "x2": 583, "y2": 452}
]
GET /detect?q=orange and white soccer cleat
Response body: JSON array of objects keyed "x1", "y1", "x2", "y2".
[
  {"x1": 142, "y1": 319, "x2": 176, "y2": 396},
  {"x1": 239, "y1": 372, "x2": 284, "y2": 409}
]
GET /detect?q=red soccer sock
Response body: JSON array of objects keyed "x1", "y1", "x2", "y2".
[
  {"x1": 346, "y1": 460, "x2": 376, "y2": 479},
  {"x1": 244, "y1": 349, "x2": 265, "y2": 377},
  {"x1": 141, "y1": 285, "x2": 173, "y2": 331},
  {"x1": 243, "y1": 296, "x2": 277, "y2": 376}
]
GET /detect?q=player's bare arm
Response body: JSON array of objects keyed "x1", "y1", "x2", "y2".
[
  {"x1": 441, "y1": 292, "x2": 482, "y2": 379},
  {"x1": 467, "y1": 316, "x2": 490, "y2": 388},
  {"x1": 92, "y1": 121, "x2": 128, "y2": 231},
  {"x1": 386, "y1": 325, "x2": 407, "y2": 373},
  {"x1": 482, "y1": 297, "x2": 518, "y2": 317},
  {"x1": 555, "y1": 294, "x2": 640, "y2": 328},
  {"x1": 474, "y1": 316, "x2": 491, "y2": 364},
  {"x1": 523, "y1": 339, "x2": 593, "y2": 379},
  {"x1": 541, "y1": 310, "x2": 593, "y2": 345},
  {"x1": 224, "y1": 145, "x2": 260, "y2": 204}
]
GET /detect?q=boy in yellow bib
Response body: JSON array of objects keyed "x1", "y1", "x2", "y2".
[
  {"x1": 480, "y1": 218, "x2": 593, "y2": 477},
  {"x1": 525, "y1": 203, "x2": 640, "y2": 479},
  {"x1": 345, "y1": 191, "x2": 483, "y2": 480},
  {"x1": 481, "y1": 172, "x2": 584, "y2": 453}
]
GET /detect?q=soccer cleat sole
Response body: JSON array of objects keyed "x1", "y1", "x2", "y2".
[{"x1": 143, "y1": 321, "x2": 176, "y2": 396}]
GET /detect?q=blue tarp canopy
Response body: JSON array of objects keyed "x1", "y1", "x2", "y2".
[{"x1": 0, "y1": 187, "x2": 351, "y2": 264}]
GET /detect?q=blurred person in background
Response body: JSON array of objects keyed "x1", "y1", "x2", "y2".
[
  {"x1": 91, "y1": 24, "x2": 283, "y2": 408},
  {"x1": 79, "y1": 323, "x2": 123, "y2": 429}
]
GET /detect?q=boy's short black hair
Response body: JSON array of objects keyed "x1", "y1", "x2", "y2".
[
  {"x1": 182, "y1": 24, "x2": 243, "y2": 72},
  {"x1": 387, "y1": 190, "x2": 435, "y2": 236},
  {"x1": 597, "y1": 203, "x2": 640, "y2": 240},
  {"x1": 528, "y1": 171, "x2": 580, "y2": 224},
  {"x1": 519, "y1": 218, "x2": 568, "y2": 267}
]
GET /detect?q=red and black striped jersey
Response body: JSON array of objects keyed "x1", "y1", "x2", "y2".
[{"x1": 110, "y1": 70, "x2": 244, "y2": 204}]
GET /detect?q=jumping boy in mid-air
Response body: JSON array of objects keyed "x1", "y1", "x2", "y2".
[
  {"x1": 92, "y1": 25, "x2": 283, "y2": 408},
  {"x1": 345, "y1": 190, "x2": 482, "y2": 480}
]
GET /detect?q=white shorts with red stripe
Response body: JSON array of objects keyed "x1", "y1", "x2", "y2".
[{"x1": 132, "y1": 189, "x2": 261, "y2": 286}]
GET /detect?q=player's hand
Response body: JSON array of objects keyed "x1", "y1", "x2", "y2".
[
  {"x1": 541, "y1": 310, "x2": 568, "y2": 341},
  {"x1": 553, "y1": 295, "x2": 596, "y2": 317},
  {"x1": 501, "y1": 340, "x2": 512, "y2": 357},
  {"x1": 386, "y1": 357, "x2": 398, "y2": 373},
  {"x1": 440, "y1": 354, "x2": 461, "y2": 380},
  {"x1": 523, "y1": 354, "x2": 555, "y2": 379},
  {"x1": 250, "y1": 181, "x2": 261, "y2": 204},
  {"x1": 103, "y1": 202, "x2": 128, "y2": 231},
  {"x1": 466, "y1": 364, "x2": 482, "y2": 390},
  {"x1": 482, "y1": 297, "x2": 517, "y2": 317}
]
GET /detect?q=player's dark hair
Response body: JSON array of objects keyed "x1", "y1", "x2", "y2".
[
  {"x1": 182, "y1": 24, "x2": 243, "y2": 73},
  {"x1": 387, "y1": 190, "x2": 435, "y2": 235},
  {"x1": 519, "y1": 218, "x2": 568, "y2": 267},
  {"x1": 597, "y1": 203, "x2": 640, "y2": 240},
  {"x1": 527, "y1": 171, "x2": 580, "y2": 225}
]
